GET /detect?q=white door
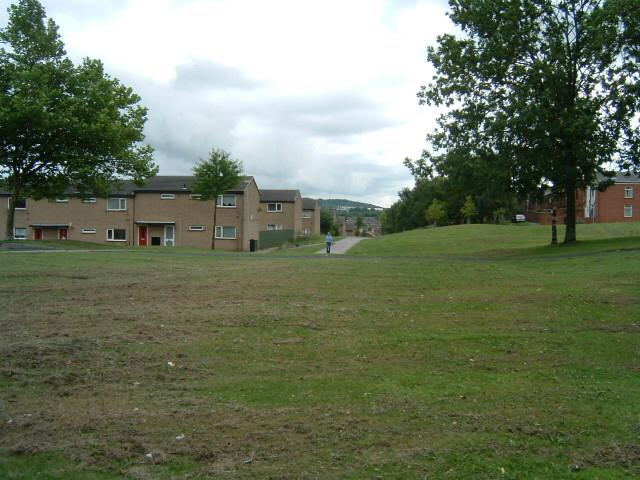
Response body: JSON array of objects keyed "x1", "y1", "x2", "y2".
[{"x1": 164, "y1": 225, "x2": 175, "y2": 246}]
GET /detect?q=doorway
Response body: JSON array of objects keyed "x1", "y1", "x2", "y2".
[
  {"x1": 139, "y1": 226, "x2": 148, "y2": 246},
  {"x1": 164, "y1": 225, "x2": 175, "y2": 247}
]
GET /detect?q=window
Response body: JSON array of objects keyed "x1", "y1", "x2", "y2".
[
  {"x1": 107, "y1": 228, "x2": 127, "y2": 241},
  {"x1": 161, "y1": 193, "x2": 176, "y2": 200},
  {"x1": 107, "y1": 198, "x2": 127, "y2": 211},
  {"x1": 81, "y1": 228, "x2": 96, "y2": 234},
  {"x1": 624, "y1": 187, "x2": 634, "y2": 199},
  {"x1": 267, "y1": 203, "x2": 282, "y2": 212},
  {"x1": 217, "y1": 194, "x2": 236, "y2": 207},
  {"x1": 190, "y1": 194, "x2": 202, "y2": 200},
  {"x1": 267, "y1": 224, "x2": 282, "y2": 231},
  {"x1": 624, "y1": 205, "x2": 633, "y2": 218},
  {"x1": 302, "y1": 211, "x2": 312, "y2": 219},
  {"x1": 215, "y1": 225, "x2": 236, "y2": 239},
  {"x1": 82, "y1": 197, "x2": 97, "y2": 203},
  {"x1": 189, "y1": 225, "x2": 204, "y2": 231},
  {"x1": 8, "y1": 198, "x2": 27, "y2": 210},
  {"x1": 13, "y1": 228, "x2": 26, "y2": 240},
  {"x1": 55, "y1": 197, "x2": 69, "y2": 203}
]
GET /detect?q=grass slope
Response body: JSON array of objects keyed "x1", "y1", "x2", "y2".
[
  {"x1": 349, "y1": 223, "x2": 640, "y2": 257},
  {"x1": 0, "y1": 224, "x2": 639, "y2": 478}
]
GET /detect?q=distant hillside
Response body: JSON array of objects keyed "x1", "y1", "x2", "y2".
[{"x1": 319, "y1": 198, "x2": 382, "y2": 210}]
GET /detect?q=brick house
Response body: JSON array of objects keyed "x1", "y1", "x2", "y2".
[
  {"x1": 301, "y1": 198, "x2": 321, "y2": 236},
  {"x1": 525, "y1": 173, "x2": 640, "y2": 224},
  {"x1": 258, "y1": 189, "x2": 303, "y2": 238},
  {"x1": 585, "y1": 173, "x2": 640, "y2": 223},
  {"x1": 0, "y1": 176, "x2": 261, "y2": 251}
]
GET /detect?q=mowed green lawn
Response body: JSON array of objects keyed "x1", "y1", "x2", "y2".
[{"x1": 0, "y1": 224, "x2": 639, "y2": 479}]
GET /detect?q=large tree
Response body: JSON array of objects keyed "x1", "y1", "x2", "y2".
[
  {"x1": 191, "y1": 148, "x2": 243, "y2": 250},
  {"x1": 420, "y1": 0, "x2": 640, "y2": 243},
  {"x1": 0, "y1": 0, "x2": 156, "y2": 239}
]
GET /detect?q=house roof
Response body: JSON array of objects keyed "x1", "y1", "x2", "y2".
[
  {"x1": 0, "y1": 175, "x2": 254, "y2": 196},
  {"x1": 302, "y1": 197, "x2": 318, "y2": 210},
  {"x1": 129, "y1": 175, "x2": 253, "y2": 193},
  {"x1": 597, "y1": 172, "x2": 640, "y2": 184},
  {"x1": 260, "y1": 189, "x2": 300, "y2": 203}
]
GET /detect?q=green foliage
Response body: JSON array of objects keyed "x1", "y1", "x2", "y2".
[
  {"x1": 460, "y1": 195, "x2": 478, "y2": 223},
  {"x1": 319, "y1": 207, "x2": 336, "y2": 234},
  {"x1": 425, "y1": 199, "x2": 448, "y2": 226},
  {"x1": 420, "y1": 0, "x2": 640, "y2": 243},
  {"x1": 191, "y1": 148, "x2": 242, "y2": 202},
  {"x1": 0, "y1": 0, "x2": 157, "y2": 239},
  {"x1": 191, "y1": 147, "x2": 242, "y2": 249},
  {"x1": 355, "y1": 214, "x2": 364, "y2": 235}
]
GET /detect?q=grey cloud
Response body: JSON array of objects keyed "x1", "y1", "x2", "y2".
[
  {"x1": 108, "y1": 69, "x2": 408, "y2": 206},
  {"x1": 173, "y1": 60, "x2": 263, "y2": 91}
]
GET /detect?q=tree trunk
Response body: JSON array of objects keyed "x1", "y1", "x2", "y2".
[
  {"x1": 551, "y1": 207, "x2": 557, "y2": 245},
  {"x1": 564, "y1": 171, "x2": 577, "y2": 243},
  {"x1": 211, "y1": 203, "x2": 217, "y2": 249},
  {"x1": 5, "y1": 191, "x2": 20, "y2": 240}
]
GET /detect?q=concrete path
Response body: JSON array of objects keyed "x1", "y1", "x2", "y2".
[{"x1": 316, "y1": 236, "x2": 369, "y2": 255}]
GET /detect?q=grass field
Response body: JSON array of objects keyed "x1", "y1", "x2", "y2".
[{"x1": 1, "y1": 224, "x2": 639, "y2": 479}]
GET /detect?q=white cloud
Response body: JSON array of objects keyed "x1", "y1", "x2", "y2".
[{"x1": 1, "y1": 0, "x2": 453, "y2": 207}]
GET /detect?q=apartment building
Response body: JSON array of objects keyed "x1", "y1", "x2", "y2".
[
  {"x1": 259, "y1": 189, "x2": 303, "y2": 238},
  {"x1": 0, "y1": 176, "x2": 261, "y2": 251},
  {"x1": 526, "y1": 173, "x2": 640, "y2": 225},
  {"x1": 585, "y1": 173, "x2": 640, "y2": 223},
  {"x1": 301, "y1": 197, "x2": 321, "y2": 236}
]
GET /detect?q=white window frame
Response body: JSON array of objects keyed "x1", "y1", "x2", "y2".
[
  {"x1": 81, "y1": 228, "x2": 96, "y2": 234},
  {"x1": 106, "y1": 228, "x2": 127, "y2": 242},
  {"x1": 624, "y1": 187, "x2": 633, "y2": 199},
  {"x1": 267, "y1": 224, "x2": 283, "y2": 231},
  {"x1": 8, "y1": 198, "x2": 27, "y2": 210},
  {"x1": 164, "y1": 225, "x2": 175, "y2": 247},
  {"x1": 160, "y1": 193, "x2": 176, "y2": 200},
  {"x1": 55, "y1": 197, "x2": 69, "y2": 203},
  {"x1": 302, "y1": 211, "x2": 312, "y2": 219},
  {"x1": 189, "y1": 225, "x2": 204, "y2": 231},
  {"x1": 215, "y1": 225, "x2": 236, "y2": 239},
  {"x1": 82, "y1": 197, "x2": 97, "y2": 203},
  {"x1": 13, "y1": 227, "x2": 27, "y2": 240},
  {"x1": 217, "y1": 194, "x2": 237, "y2": 208},
  {"x1": 624, "y1": 205, "x2": 633, "y2": 218},
  {"x1": 189, "y1": 194, "x2": 202, "y2": 200},
  {"x1": 107, "y1": 198, "x2": 127, "y2": 211},
  {"x1": 267, "y1": 202, "x2": 282, "y2": 213}
]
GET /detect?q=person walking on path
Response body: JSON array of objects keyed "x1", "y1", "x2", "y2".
[{"x1": 325, "y1": 232, "x2": 334, "y2": 255}]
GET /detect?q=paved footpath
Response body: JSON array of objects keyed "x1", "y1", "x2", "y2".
[{"x1": 316, "y1": 236, "x2": 369, "y2": 255}]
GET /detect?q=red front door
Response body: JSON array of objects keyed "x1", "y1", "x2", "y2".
[
  {"x1": 58, "y1": 228, "x2": 68, "y2": 240},
  {"x1": 139, "y1": 226, "x2": 148, "y2": 246},
  {"x1": 34, "y1": 229, "x2": 43, "y2": 241}
]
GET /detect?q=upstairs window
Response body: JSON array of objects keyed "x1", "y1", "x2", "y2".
[
  {"x1": 624, "y1": 187, "x2": 633, "y2": 199},
  {"x1": 302, "y1": 211, "x2": 312, "y2": 219},
  {"x1": 267, "y1": 202, "x2": 282, "y2": 212},
  {"x1": 189, "y1": 194, "x2": 202, "y2": 200},
  {"x1": 8, "y1": 198, "x2": 27, "y2": 210},
  {"x1": 82, "y1": 197, "x2": 97, "y2": 203},
  {"x1": 217, "y1": 194, "x2": 236, "y2": 207},
  {"x1": 161, "y1": 193, "x2": 176, "y2": 200},
  {"x1": 55, "y1": 197, "x2": 69, "y2": 203},
  {"x1": 107, "y1": 198, "x2": 127, "y2": 211}
]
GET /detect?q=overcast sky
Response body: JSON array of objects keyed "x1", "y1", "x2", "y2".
[{"x1": 1, "y1": 0, "x2": 453, "y2": 207}]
